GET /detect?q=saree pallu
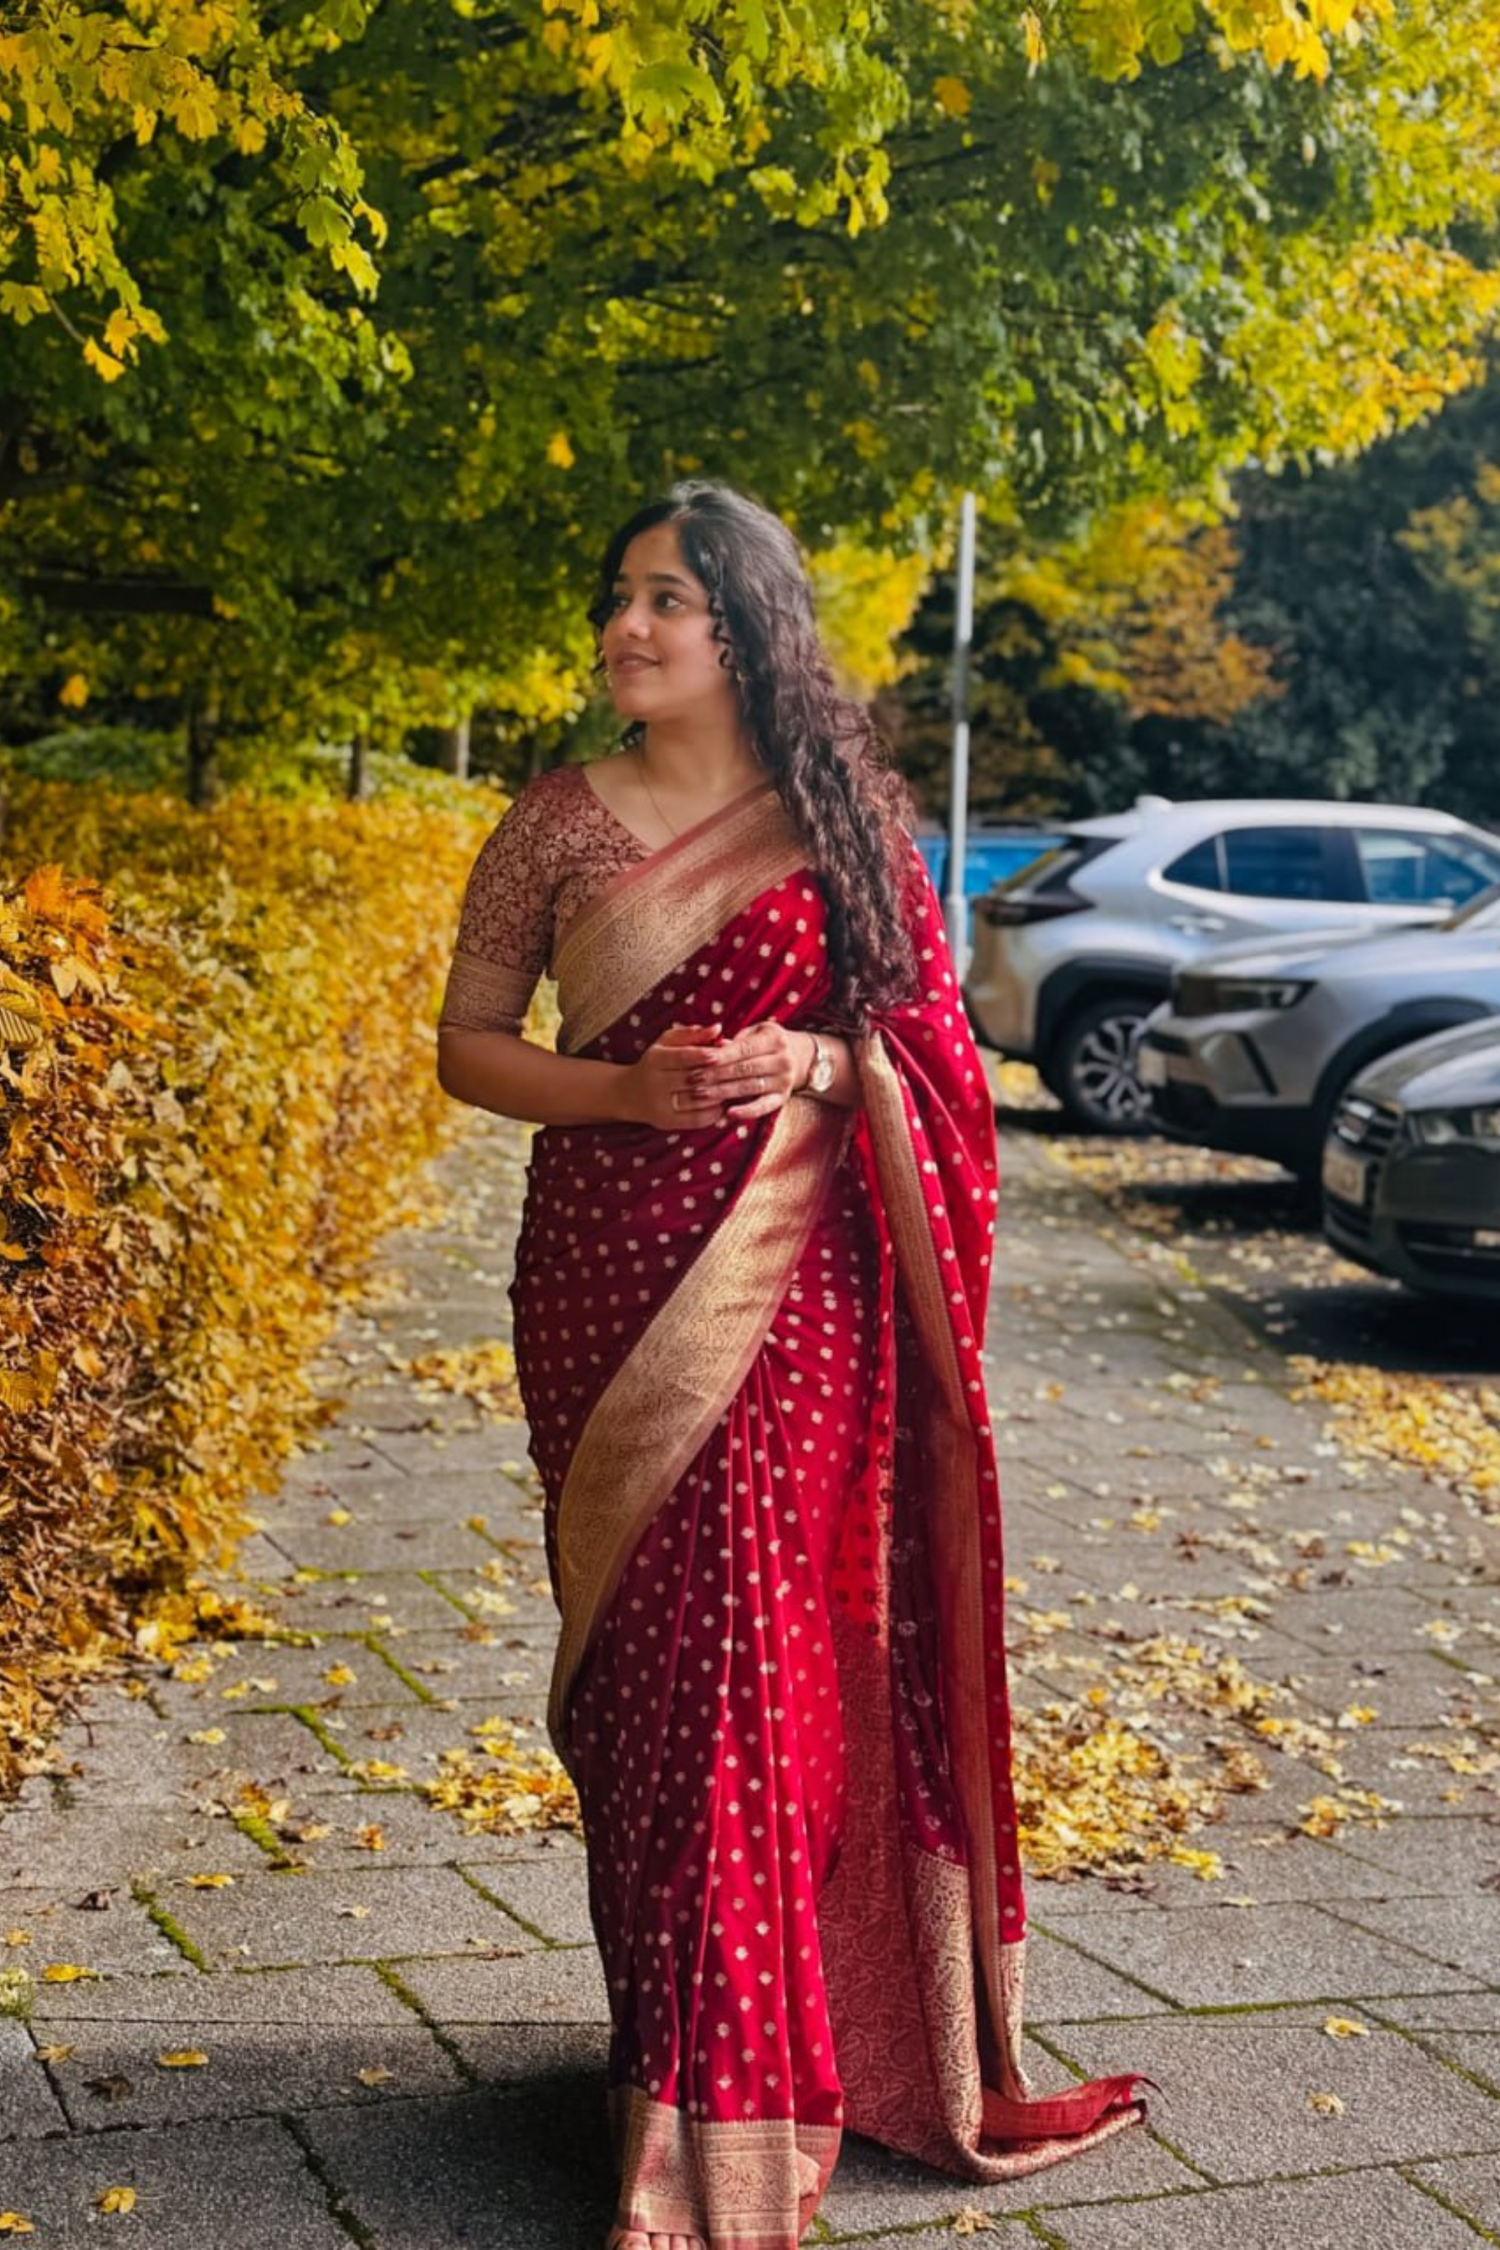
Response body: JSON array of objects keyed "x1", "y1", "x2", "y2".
[{"x1": 512, "y1": 787, "x2": 1144, "y2": 2249}]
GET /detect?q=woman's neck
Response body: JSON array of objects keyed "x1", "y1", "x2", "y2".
[{"x1": 637, "y1": 721, "x2": 763, "y2": 801}]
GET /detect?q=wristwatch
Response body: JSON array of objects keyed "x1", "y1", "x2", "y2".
[{"x1": 804, "y1": 1032, "x2": 836, "y2": 1096}]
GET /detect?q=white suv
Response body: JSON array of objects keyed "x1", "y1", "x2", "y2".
[{"x1": 963, "y1": 798, "x2": 1500, "y2": 1131}]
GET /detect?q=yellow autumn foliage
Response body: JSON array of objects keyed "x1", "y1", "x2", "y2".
[
  {"x1": 1291, "y1": 1358, "x2": 1500, "y2": 1506},
  {"x1": 0, "y1": 775, "x2": 496, "y2": 1790}
]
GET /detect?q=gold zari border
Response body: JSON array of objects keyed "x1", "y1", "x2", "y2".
[
  {"x1": 855, "y1": 1038, "x2": 1018, "y2": 2088},
  {"x1": 611, "y1": 2086, "x2": 840, "y2": 2250},
  {"x1": 554, "y1": 786, "x2": 808, "y2": 1055}
]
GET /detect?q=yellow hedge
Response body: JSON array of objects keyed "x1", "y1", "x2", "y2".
[{"x1": 0, "y1": 775, "x2": 497, "y2": 1788}]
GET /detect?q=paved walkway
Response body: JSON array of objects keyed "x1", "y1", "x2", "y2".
[{"x1": 3, "y1": 1111, "x2": 1499, "y2": 2246}]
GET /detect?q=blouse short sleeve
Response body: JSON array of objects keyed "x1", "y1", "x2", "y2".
[{"x1": 438, "y1": 785, "x2": 560, "y2": 1035}]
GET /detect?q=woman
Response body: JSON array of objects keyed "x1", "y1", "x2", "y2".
[{"x1": 437, "y1": 484, "x2": 1143, "y2": 2250}]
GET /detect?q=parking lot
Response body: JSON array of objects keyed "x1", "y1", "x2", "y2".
[{"x1": 996, "y1": 1058, "x2": 1499, "y2": 1399}]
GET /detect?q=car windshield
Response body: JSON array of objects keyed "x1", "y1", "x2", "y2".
[{"x1": 1440, "y1": 882, "x2": 1500, "y2": 932}]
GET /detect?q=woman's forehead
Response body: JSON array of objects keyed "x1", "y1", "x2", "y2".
[{"x1": 616, "y1": 520, "x2": 697, "y2": 585}]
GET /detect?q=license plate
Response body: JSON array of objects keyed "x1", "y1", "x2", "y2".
[
  {"x1": 1322, "y1": 1144, "x2": 1368, "y2": 1206},
  {"x1": 1138, "y1": 1044, "x2": 1168, "y2": 1087}
]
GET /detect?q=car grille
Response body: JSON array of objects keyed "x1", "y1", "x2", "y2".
[
  {"x1": 1332, "y1": 1096, "x2": 1401, "y2": 1162},
  {"x1": 1324, "y1": 1097, "x2": 1402, "y2": 1240}
]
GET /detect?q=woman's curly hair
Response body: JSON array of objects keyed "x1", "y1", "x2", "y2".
[{"x1": 589, "y1": 482, "x2": 918, "y2": 1026}]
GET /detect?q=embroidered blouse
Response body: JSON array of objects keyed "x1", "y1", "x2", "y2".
[{"x1": 439, "y1": 765, "x2": 647, "y2": 1035}]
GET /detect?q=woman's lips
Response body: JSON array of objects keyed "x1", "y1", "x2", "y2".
[{"x1": 610, "y1": 656, "x2": 658, "y2": 673}]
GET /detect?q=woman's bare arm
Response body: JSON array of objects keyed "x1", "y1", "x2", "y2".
[{"x1": 437, "y1": 1022, "x2": 727, "y2": 1131}]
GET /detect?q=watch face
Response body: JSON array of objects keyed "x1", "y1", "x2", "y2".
[{"x1": 811, "y1": 1053, "x2": 835, "y2": 1093}]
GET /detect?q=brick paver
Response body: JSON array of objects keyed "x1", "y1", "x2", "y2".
[{"x1": 3, "y1": 1110, "x2": 1498, "y2": 2246}]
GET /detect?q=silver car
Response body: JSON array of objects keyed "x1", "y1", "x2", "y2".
[
  {"x1": 1323, "y1": 1019, "x2": 1500, "y2": 1302},
  {"x1": 964, "y1": 798, "x2": 1500, "y2": 1132},
  {"x1": 1141, "y1": 889, "x2": 1500, "y2": 1179}
]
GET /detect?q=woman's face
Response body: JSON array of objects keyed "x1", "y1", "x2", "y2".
[{"x1": 598, "y1": 521, "x2": 740, "y2": 730}]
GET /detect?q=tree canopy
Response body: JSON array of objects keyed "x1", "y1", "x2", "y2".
[{"x1": 4, "y1": 1, "x2": 1500, "y2": 789}]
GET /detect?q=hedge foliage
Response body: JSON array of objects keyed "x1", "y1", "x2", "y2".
[{"x1": 0, "y1": 775, "x2": 498, "y2": 1788}]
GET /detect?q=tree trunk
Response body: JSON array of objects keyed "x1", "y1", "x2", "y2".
[
  {"x1": 437, "y1": 714, "x2": 471, "y2": 779},
  {"x1": 346, "y1": 730, "x2": 369, "y2": 801},
  {"x1": 185, "y1": 687, "x2": 221, "y2": 807}
]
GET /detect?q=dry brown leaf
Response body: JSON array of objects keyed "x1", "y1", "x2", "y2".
[
  {"x1": 1308, "y1": 2090, "x2": 1346, "y2": 2115},
  {"x1": 34, "y1": 2043, "x2": 74, "y2": 2063},
  {"x1": 951, "y1": 2212, "x2": 996, "y2": 2235},
  {"x1": 355, "y1": 2065, "x2": 394, "y2": 2086},
  {"x1": 354, "y1": 1825, "x2": 386, "y2": 1853}
]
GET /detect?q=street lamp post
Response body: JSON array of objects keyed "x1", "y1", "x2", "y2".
[{"x1": 945, "y1": 489, "x2": 977, "y2": 975}]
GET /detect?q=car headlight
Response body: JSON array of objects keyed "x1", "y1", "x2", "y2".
[
  {"x1": 1408, "y1": 1107, "x2": 1500, "y2": 1149},
  {"x1": 1205, "y1": 978, "x2": 1312, "y2": 1012}
]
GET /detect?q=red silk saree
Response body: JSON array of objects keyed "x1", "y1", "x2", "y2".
[{"x1": 505, "y1": 784, "x2": 1144, "y2": 2248}]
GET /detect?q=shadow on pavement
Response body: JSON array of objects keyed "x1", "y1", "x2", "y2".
[{"x1": 994, "y1": 1104, "x2": 1500, "y2": 1383}]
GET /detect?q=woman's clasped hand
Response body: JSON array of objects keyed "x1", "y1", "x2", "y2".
[{"x1": 617, "y1": 1019, "x2": 815, "y2": 1129}]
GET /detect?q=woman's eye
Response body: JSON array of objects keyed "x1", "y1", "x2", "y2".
[{"x1": 654, "y1": 592, "x2": 682, "y2": 612}]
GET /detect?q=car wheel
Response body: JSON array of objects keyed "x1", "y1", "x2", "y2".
[{"x1": 1051, "y1": 997, "x2": 1157, "y2": 1134}]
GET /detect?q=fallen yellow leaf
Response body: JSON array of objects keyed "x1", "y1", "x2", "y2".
[
  {"x1": 355, "y1": 2065, "x2": 394, "y2": 2086},
  {"x1": 42, "y1": 1963, "x2": 98, "y2": 1983},
  {"x1": 95, "y1": 2186, "x2": 138, "y2": 2214},
  {"x1": 1308, "y1": 2090, "x2": 1346, "y2": 2114},
  {"x1": 951, "y1": 2212, "x2": 995, "y2": 2236},
  {"x1": 1167, "y1": 1846, "x2": 1224, "y2": 1881},
  {"x1": 1322, "y1": 2016, "x2": 1369, "y2": 2040},
  {"x1": 34, "y1": 2043, "x2": 74, "y2": 2063},
  {"x1": 0, "y1": 2216, "x2": 36, "y2": 2236},
  {"x1": 323, "y1": 1664, "x2": 357, "y2": 1687},
  {"x1": 156, "y1": 2049, "x2": 209, "y2": 2068},
  {"x1": 3, "y1": 1929, "x2": 31, "y2": 1947},
  {"x1": 326, "y1": 1508, "x2": 353, "y2": 1527},
  {"x1": 186, "y1": 1728, "x2": 226, "y2": 1747},
  {"x1": 185, "y1": 1873, "x2": 235, "y2": 1889},
  {"x1": 354, "y1": 1825, "x2": 386, "y2": 1852}
]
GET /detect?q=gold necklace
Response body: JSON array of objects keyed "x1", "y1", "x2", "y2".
[{"x1": 633, "y1": 749, "x2": 680, "y2": 839}]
